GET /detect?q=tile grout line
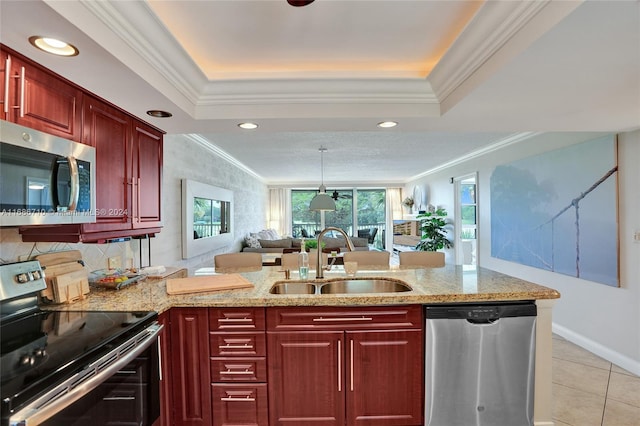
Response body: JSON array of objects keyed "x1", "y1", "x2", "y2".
[{"x1": 600, "y1": 363, "x2": 612, "y2": 426}]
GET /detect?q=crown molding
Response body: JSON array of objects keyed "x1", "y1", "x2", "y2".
[
  {"x1": 51, "y1": 0, "x2": 442, "y2": 119},
  {"x1": 407, "y1": 132, "x2": 540, "y2": 182},
  {"x1": 186, "y1": 134, "x2": 266, "y2": 183},
  {"x1": 428, "y1": 0, "x2": 583, "y2": 111}
]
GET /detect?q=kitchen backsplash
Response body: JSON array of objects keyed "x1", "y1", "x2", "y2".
[{"x1": 0, "y1": 227, "x2": 138, "y2": 272}]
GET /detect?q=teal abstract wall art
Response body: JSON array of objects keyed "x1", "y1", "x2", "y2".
[{"x1": 490, "y1": 135, "x2": 619, "y2": 287}]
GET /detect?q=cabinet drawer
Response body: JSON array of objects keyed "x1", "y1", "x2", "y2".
[
  {"x1": 267, "y1": 305, "x2": 422, "y2": 331},
  {"x1": 211, "y1": 357, "x2": 267, "y2": 382},
  {"x1": 210, "y1": 332, "x2": 266, "y2": 356},
  {"x1": 212, "y1": 383, "x2": 268, "y2": 426},
  {"x1": 210, "y1": 307, "x2": 265, "y2": 331}
]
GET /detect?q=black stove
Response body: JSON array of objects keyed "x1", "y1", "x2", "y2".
[{"x1": 0, "y1": 261, "x2": 161, "y2": 426}]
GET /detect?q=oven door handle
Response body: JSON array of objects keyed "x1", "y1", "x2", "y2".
[{"x1": 9, "y1": 323, "x2": 163, "y2": 426}]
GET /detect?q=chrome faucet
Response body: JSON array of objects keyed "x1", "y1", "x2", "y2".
[{"x1": 316, "y1": 227, "x2": 355, "y2": 279}]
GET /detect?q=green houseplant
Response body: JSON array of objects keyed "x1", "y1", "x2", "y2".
[{"x1": 415, "y1": 208, "x2": 453, "y2": 251}]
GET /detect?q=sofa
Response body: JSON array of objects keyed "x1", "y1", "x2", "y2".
[{"x1": 242, "y1": 229, "x2": 369, "y2": 253}]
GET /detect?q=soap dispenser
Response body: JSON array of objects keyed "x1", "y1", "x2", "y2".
[{"x1": 298, "y1": 238, "x2": 309, "y2": 279}]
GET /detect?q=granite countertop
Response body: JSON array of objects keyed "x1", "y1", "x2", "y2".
[{"x1": 43, "y1": 265, "x2": 560, "y2": 314}]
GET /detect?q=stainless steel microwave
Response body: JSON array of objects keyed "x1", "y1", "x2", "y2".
[{"x1": 0, "y1": 120, "x2": 96, "y2": 226}]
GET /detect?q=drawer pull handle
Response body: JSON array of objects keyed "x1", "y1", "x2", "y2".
[
  {"x1": 116, "y1": 370, "x2": 137, "y2": 375},
  {"x1": 221, "y1": 396, "x2": 256, "y2": 402},
  {"x1": 103, "y1": 396, "x2": 136, "y2": 401},
  {"x1": 219, "y1": 318, "x2": 253, "y2": 323},
  {"x1": 313, "y1": 316, "x2": 373, "y2": 322},
  {"x1": 223, "y1": 370, "x2": 253, "y2": 375},
  {"x1": 220, "y1": 344, "x2": 253, "y2": 349}
]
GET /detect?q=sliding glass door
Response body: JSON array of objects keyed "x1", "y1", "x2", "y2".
[{"x1": 290, "y1": 188, "x2": 386, "y2": 248}]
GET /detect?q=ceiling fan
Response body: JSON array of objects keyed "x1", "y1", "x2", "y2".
[
  {"x1": 331, "y1": 190, "x2": 353, "y2": 201},
  {"x1": 287, "y1": 0, "x2": 315, "y2": 6}
]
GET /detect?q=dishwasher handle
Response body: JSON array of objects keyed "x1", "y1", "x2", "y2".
[{"x1": 466, "y1": 318, "x2": 499, "y2": 325}]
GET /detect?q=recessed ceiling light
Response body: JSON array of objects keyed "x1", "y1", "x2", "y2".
[
  {"x1": 29, "y1": 36, "x2": 79, "y2": 57},
  {"x1": 238, "y1": 122, "x2": 258, "y2": 130},
  {"x1": 377, "y1": 121, "x2": 398, "y2": 128},
  {"x1": 146, "y1": 110, "x2": 172, "y2": 118}
]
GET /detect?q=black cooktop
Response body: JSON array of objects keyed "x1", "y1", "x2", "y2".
[{"x1": 1, "y1": 309, "x2": 157, "y2": 415}]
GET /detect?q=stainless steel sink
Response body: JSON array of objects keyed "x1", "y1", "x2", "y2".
[
  {"x1": 319, "y1": 279, "x2": 412, "y2": 294},
  {"x1": 269, "y1": 282, "x2": 316, "y2": 294},
  {"x1": 269, "y1": 278, "x2": 411, "y2": 295}
]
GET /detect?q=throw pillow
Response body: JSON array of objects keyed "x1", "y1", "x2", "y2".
[{"x1": 245, "y1": 235, "x2": 261, "y2": 249}]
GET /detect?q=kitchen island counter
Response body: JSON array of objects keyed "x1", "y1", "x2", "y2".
[
  {"x1": 49, "y1": 264, "x2": 559, "y2": 313},
  {"x1": 45, "y1": 264, "x2": 559, "y2": 426}
]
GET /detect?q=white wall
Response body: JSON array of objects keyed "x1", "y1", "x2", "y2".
[
  {"x1": 152, "y1": 135, "x2": 268, "y2": 271},
  {"x1": 406, "y1": 130, "x2": 640, "y2": 375},
  {"x1": 0, "y1": 134, "x2": 269, "y2": 273}
]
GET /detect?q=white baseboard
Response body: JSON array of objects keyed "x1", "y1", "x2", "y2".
[
  {"x1": 552, "y1": 323, "x2": 640, "y2": 376},
  {"x1": 534, "y1": 422, "x2": 555, "y2": 426}
]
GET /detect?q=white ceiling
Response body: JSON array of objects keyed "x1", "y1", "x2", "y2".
[{"x1": 1, "y1": 0, "x2": 638, "y2": 186}]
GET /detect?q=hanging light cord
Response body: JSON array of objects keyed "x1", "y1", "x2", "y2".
[{"x1": 319, "y1": 147, "x2": 327, "y2": 191}]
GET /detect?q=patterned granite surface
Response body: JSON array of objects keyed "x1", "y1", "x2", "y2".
[{"x1": 44, "y1": 265, "x2": 560, "y2": 314}]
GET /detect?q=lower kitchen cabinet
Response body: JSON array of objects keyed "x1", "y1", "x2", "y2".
[
  {"x1": 170, "y1": 308, "x2": 212, "y2": 426},
  {"x1": 266, "y1": 305, "x2": 423, "y2": 426},
  {"x1": 212, "y1": 383, "x2": 268, "y2": 426},
  {"x1": 210, "y1": 307, "x2": 269, "y2": 426},
  {"x1": 164, "y1": 305, "x2": 422, "y2": 426}
]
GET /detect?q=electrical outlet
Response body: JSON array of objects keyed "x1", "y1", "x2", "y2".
[{"x1": 108, "y1": 257, "x2": 121, "y2": 269}]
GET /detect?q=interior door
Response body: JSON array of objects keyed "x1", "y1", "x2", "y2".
[{"x1": 454, "y1": 173, "x2": 478, "y2": 266}]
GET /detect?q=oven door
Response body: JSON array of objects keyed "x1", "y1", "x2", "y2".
[{"x1": 8, "y1": 323, "x2": 162, "y2": 426}]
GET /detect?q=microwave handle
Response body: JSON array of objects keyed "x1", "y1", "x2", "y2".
[{"x1": 67, "y1": 156, "x2": 80, "y2": 211}]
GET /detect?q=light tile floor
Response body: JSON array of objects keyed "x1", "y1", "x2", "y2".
[{"x1": 552, "y1": 334, "x2": 640, "y2": 426}]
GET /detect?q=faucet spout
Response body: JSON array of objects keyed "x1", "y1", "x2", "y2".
[{"x1": 316, "y1": 227, "x2": 355, "y2": 278}]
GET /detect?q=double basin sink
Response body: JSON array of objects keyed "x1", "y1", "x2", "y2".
[{"x1": 269, "y1": 278, "x2": 412, "y2": 295}]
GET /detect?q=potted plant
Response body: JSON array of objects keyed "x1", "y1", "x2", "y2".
[
  {"x1": 415, "y1": 208, "x2": 453, "y2": 251},
  {"x1": 303, "y1": 239, "x2": 325, "y2": 251}
]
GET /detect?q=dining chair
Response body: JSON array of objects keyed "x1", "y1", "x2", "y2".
[
  {"x1": 214, "y1": 252, "x2": 263, "y2": 272},
  {"x1": 342, "y1": 251, "x2": 390, "y2": 267},
  {"x1": 398, "y1": 251, "x2": 445, "y2": 268}
]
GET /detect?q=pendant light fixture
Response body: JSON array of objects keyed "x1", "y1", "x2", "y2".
[{"x1": 309, "y1": 147, "x2": 336, "y2": 211}]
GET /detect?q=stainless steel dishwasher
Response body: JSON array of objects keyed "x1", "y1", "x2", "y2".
[{"x1": 424, "y1": 302, "x2": 537, "y2": 426}]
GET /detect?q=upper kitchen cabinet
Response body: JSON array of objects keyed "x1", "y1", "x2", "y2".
[
  {"x1": 20, "y1": 96, "x2": 163, "y2": 242},
  {"x1": 131, "y1": 121, "x2": 162, "y2": 229},
  {"x1": 1, "y1": 45, "x2": 82, "y2": 141},
  {"x1": 5, "y1": 45, "x2": 165, "y2": 243},
  {"x1": 81, "y1": 95, "x2": 162, "y2": 233}
]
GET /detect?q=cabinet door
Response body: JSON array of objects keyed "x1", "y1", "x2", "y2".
[
  {"x1": 157, "y1": 312, "x2": 172, "y2": 426},
  {"x1": 268, "y1": 331, "x2": 345, "y2": 426},
  {"x1": 346, "y1": 329, "x2": 423, "y2": 426},
  {"x1": 131, "y1": 121, "x2": 162, "y2": 228},
  {"x1": 8, "y1": 54, "x2": 82, "y2": 141},
  {"x1": 212, "y1": 383, "x2": 268, "y2": 426},
  {"x1": 170, "y1": 308, "x2": 211, "y2": 426},
  {"x1": 81, "y1": 95, "x2": 132, "y2": 232}
]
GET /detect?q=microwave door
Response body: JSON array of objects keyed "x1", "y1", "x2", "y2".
[{"x1": 0, "y1": 142, "x2": 55, "y2": 212}]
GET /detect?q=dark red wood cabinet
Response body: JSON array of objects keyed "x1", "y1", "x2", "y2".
[
  {"x1": 19, "y1": 95, "x2": 163, "y2": 242},
  {"x1": 1, "y1": 45, "x2": 165, "y2": 243},
  {"x1": 210, "y1": 307, "x2": 269, "y2": 426},
  {"x1": 1, "y1": 46, "x2": 82, "y2": 141},
  {"x1": 170, "y1": 308, "x2": 212, "y2": 426},
  {"x1": 267, "y1": 305, "x2": 424, "y2": 426}
]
